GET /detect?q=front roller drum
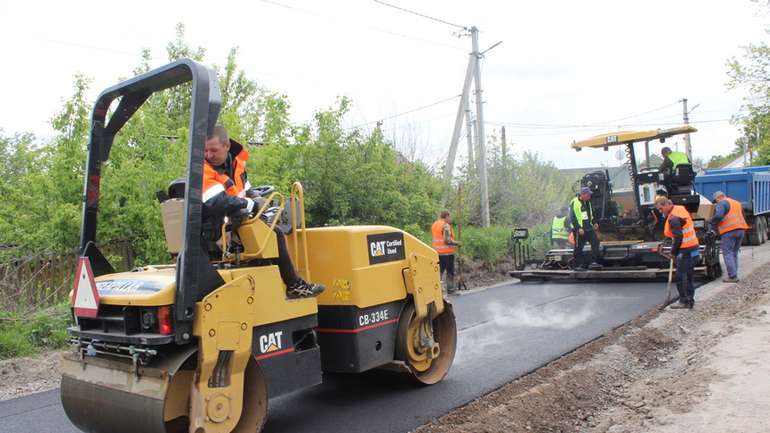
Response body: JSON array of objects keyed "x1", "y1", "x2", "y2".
[
  {"x1": 396, "y1": 301, "x2": 457, "y2": 385},
  {"x1": 61, "y1": 352, "x2": 268, "y2": 433}
]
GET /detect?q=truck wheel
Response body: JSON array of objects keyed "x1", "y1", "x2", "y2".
[
  {"x1": 763, "y1": 215, "x2": 770, "y2": 239},
  {"x1": 747, "y1": 217, "x2": 762, "y2": 246}
]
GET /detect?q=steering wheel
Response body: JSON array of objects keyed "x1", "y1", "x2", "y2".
[{"x1": 252, "y1": 185, "x2": 275, "y2": 197}]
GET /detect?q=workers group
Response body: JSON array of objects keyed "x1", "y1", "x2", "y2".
[{"x1": 544, "y1": 142, "x2": 748, "y2": 310}]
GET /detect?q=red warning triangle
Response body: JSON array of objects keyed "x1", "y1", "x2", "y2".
[{"x1": 73, "y1": 257, "x2": 100, "y2": 318}]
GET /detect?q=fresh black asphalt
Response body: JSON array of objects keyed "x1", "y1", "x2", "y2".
[{"x1": 0, "y1": 280, "x2": 666, "y2": 433}]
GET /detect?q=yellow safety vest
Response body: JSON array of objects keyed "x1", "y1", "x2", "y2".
[{"x1": 551, "y1": 216, "x2": 569, "y2": 240}]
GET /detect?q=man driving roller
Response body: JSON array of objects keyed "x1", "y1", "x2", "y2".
[{"x1": 202, "y1": 125, "x2": 324, "y2": 298}]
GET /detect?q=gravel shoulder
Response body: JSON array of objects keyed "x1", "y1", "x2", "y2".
[
  {"x1": 0, "y1": 351, "x2": 64, "y2": 401},
  {"x1": 416, "y1": 244, "x2": 770, "y2": 433}
]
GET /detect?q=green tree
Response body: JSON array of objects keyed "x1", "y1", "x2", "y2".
[{"x1": 727, "y1": 2, "x2": 770, "y2": 164}]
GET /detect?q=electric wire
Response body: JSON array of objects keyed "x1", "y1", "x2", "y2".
[
  {"x1": 485, "y1": 101, "x2": 683, "y2": 130},
  {"x1": 346, "y1": 95, "x2": 461, "y2": 129},
  {"x1": 372, "y1": 0, "x2": 468, "y2": 30},
  {"x1": 259, "y1": 0, "x2": 465, "y2": 51}
]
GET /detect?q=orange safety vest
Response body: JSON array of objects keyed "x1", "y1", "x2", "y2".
[
  {"x1": 431, "y1": 219, "x2": 456, "y2": 255},
  {"x1": 718, "y1": 197, "x2": 749, "y2": 235},
  {"x1": 664, "y1": 205, "x2": 699, "y2": 249},
  {"x1": 202, "y1": 143, "x2": 250, "y2": 203}
]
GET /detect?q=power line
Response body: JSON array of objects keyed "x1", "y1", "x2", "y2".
[
  {"x1": 486, "y1": 101, "x2": 683, "y2": 130},
  {"x1": 347, "y1": 95, "x2": 461, "y2": 129},
  {"x1": 372, "y1": 0, "x2": 467, "y2": 30},
  {"x1": 489, "y1": 118, "x2": 733, "y2": 137},
  {"x1": 591, "y1": 101, "x2": 681, "y2": 125},
  {"x1": 485, "y1": 116, "x2": 731, "y2": 130},
  {"x1": 259, "y1": 0, "x2": 465, "y2": 51}
]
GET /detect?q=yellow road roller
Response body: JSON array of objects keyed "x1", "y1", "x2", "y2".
[{"x1": 60, "y1": 59, "x2": 456, "y2": 433}]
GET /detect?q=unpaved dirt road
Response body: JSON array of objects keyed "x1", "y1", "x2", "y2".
[{"x1": 417, "y1": 246, "x2": 770, "y2": 433}]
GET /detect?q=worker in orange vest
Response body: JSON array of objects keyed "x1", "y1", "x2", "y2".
[
  {"x1": 710, "y1": 191, "x2": 748, "y2": 283},
  {"x1": 655, "y1": 197, "x2": 700, "y2": 309},
  {"x1": 202, "y1": 125, "x2": 324, "y2": 298},
  {"x1": 431, "y1": 210, "x2": 462, "y2": 293}
]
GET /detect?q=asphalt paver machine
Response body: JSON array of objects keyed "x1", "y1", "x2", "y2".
[
  {"x1": 60, "y1": 59, "x2": 457, "y2": 433},
  {"x1": 511, "y1": 126, "x2": 721, "y2": 281}
]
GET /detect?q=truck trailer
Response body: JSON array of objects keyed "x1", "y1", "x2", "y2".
[{"x1": 694, "y1": 165, "x2": 770, "y2": 245}]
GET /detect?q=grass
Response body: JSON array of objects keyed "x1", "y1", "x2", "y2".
[{"x1": 0, "y1": 303, "x2": 71, "y2": 360}]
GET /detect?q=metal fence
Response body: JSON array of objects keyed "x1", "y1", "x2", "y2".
[{"x1": 0, "y1": 241, "x2": 135, "y2": 312}]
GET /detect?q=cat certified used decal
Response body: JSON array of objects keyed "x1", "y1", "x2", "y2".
[{"x1": 367, "y1": 232, "x2": 406, "y2": 265}]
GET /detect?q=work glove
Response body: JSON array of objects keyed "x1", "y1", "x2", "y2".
[{"x1": 244, "y1": 197, "x2": 256, "y2": 213}]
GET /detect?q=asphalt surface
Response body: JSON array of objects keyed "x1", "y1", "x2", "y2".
[{"x1": 0, "y1": 278, "x2": 668, "y2": 433}]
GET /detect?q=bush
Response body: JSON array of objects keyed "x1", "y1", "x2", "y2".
[
  {"x1": 402, "y1": 222, "x2": 431, "y2": 245},
  {"x1": 460, "y1": 225, "x2": 512, "y2": 265},
  {"x1": 0, "y1": 303, "x2": 70, "y2": 359}
]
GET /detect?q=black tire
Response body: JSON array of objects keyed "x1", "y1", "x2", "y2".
[
  {"x1": 762, "y1": 215, "x2": 770, "y2": 239},
  {"x1": 747, "y1": 217, "x2": 762, "y2": 246}
]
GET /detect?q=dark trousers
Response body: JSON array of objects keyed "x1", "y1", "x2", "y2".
[
  {"x1": 721, "y1": 229, "x2": 744, "y2": 279},
  {"x1": 275, "y1": 229, "x2": 299, "y2": 286},
  {"x1": 439, "y1": 254, "x2": 455, "y2": 279},
  {"x1": 574, "y1": 230, "x2": 600, "y2": 268},
  {"x1": 675, "y1": 252, "x2": 695, "y2": 304}
]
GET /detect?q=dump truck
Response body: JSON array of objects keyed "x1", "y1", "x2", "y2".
[
  {"x1": 60, "y1": 59, "x2": 457, "y2": 433},
  {"x1": 694, "y1": 165, "x2": 770, "y2": 245},
  {"x1": 511, "y1": 126, "x2": 721, "y2": 281}
]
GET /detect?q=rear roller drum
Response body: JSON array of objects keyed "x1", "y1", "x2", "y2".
[
  {"x1": 61, "y1": 353, "x2": 268, "y2": 433},
  {"x1": 396, "y1": 301, "x2": 457, "y2": 385}
]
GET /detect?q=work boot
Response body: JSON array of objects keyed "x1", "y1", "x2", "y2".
[
  {"x1": 445, "y1": 278, "x2": 457, "y2": 295},
  {"x1": 669, "y1": 300, "x2": 690, "y2": 309},
  {"x1": 722, "y1": 277, "x2": 739, "y2": 283},
  {"x1": 287, "y1": 279, "x2": 325, "y2": 298}
]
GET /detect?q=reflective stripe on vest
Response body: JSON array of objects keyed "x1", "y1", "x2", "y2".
[
  {"x1": 551, "y1": 216, "x2": 569, "y2": 240},
  {"x1": 570, "y1": 197, "x2": 591, "y2": 224},
  {"x1": 667, "y1": 151, "x2": 689, "y2": 169},
  {"x1": 202, "y1": 148, "x2": 250, "y2": 203},
  {"x1": 431, "y1": 219, "x2": 456, "y2": 254},
  {"x1": 718, "y1": 197, "x2": 749, "y2": 235},
  {"x1": 664, "y1": 205, "x2": 699, "y2": 249}
]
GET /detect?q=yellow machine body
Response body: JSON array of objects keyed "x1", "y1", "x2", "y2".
[{"x1": 63, "y1": 216, "x2": 456, "y2": 433}]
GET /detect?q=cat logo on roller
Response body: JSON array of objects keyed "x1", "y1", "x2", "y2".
[
  {"x1": 259, "y1": 331, "x2": 283, "y2": 354},
  {"x1": 370, "y1": 242, "x2": 386, "y2": 257}
]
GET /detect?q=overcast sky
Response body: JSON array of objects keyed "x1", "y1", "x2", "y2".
[{"x1": 0, "y1": 0, "x2": 766, "y2": 170}]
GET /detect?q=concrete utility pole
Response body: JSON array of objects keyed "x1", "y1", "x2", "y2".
[
  {"x1": 442, "y1": 26, "x2": 499, "y2": 227},
  {"x1": 465, "y1": 96, "x2": 475, "y2": 168},
  {"x1": 443, "y1": 56, "x2": 475, "y2": 193},
  {"x1": 471, "y1": 26, "x2": 490, "y2": 227},
  {"x1": 681, "y1": 98, "x2": 692, "y2": 161}
]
